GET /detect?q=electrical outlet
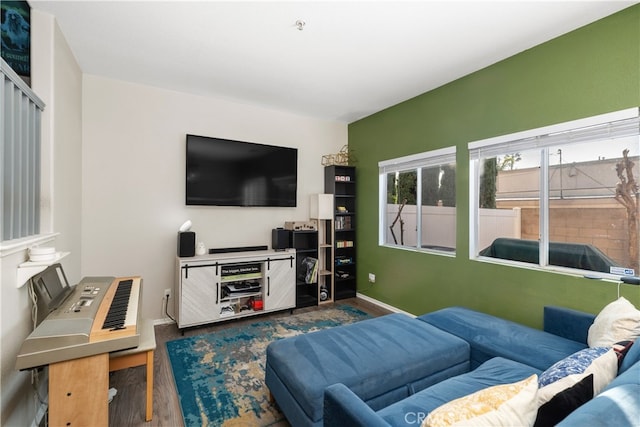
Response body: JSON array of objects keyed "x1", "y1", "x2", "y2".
[
  {"x1": 368, "y1": 273, "x2": 376, "y2": 283},
  {"x1": 164, "y1": 288, "x2": 171, "y2": 298}
]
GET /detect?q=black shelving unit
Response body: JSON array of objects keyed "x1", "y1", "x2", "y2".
[
  {"x1": 324, "y1": 165, "x2": 357, "y2": 300},
  {"x1": 292, "y1": 230, "x2": 319, "y2": 308}
]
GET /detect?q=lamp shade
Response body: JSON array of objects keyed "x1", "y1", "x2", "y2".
[{"x1": 310, "y1": 194, "x2": 333, "y2": 219}]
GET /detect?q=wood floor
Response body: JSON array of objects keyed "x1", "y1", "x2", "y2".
[{"x1": 107, "y1": 297, "x2": 391, "y2": 426}]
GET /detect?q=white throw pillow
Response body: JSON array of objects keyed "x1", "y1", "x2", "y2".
[{"x1": 587, "y1": 297, "x2": 640, "y2": 348}]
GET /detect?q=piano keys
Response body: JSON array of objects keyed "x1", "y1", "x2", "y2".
[{"x1": 16, "y1": 275, "x2": 142, "y2": 370}]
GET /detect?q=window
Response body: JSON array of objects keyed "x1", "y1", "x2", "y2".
[
  {"x1": 1, "y1": 59, "x2": 44, "y2": 242},
  {"x1": 379, "y1": 146, "x2": 456, "y2": 254},
  {"x1": 469, "y1": 108, "x2": 640, "y2": 278}
]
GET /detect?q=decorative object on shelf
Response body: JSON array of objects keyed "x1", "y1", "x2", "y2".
[
  {"x1": 321, "y1": 145, "x2": 356, "y2": 166},
  {"x1": 301, "y1": 257, "x2": 318, "y2": 284},
  {"x1": 195, "y1": 242, "x2": 206, "y2": 256},
  {"x1": 28, "y1": 246, "x2": 56, "y2": 262}
]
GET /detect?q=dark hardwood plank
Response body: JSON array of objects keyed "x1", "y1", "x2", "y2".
[{"x1": 108, "y1": 297, "x2": 390, "y2": 426}]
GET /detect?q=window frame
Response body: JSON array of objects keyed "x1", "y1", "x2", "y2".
[
  {"x1": 468, "y1": 107, "x2": 640, "y2": 279},
  {"x1": 379, "y1": 146, "x2": 457, "y2": 256}
]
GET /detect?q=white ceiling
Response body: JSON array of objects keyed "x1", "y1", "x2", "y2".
[{"x1": 31, "y1": 1, "x2": 637, "y2": 123}]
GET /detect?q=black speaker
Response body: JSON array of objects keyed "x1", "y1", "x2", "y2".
[
  {"x1": 178, "y1": 231, "x2": 196, "y2": 257},
  {"x1": 272, "y1": 228, "x2": 291, "y2": 250}
]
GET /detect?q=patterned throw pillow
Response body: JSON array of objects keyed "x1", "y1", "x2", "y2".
[
  {"x1": 537, "y1": 347, "x2": 617, "y2": 405},
  {"x1": 423, "y1": 375, "x2": 538, "y2": 427},
  {"x1": 587, "y1": 297, "x2": 640, "y2": 347}
]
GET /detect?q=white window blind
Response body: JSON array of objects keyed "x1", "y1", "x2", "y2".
[
  {"x1": 379, "y1": 146, "x2": 456, "y2": 173},
  {"x1": 1, "y1": 59, "x2": 45, "y2": 241},
  {"x1": 468, "y1": 108, "x2": 640, "y2": 159}
]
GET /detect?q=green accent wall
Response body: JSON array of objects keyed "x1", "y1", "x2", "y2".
[{"x1": 349, "y1": 5, "x2": 640, "y2": 328}]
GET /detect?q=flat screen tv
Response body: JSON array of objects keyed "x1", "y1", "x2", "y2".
[{"x1": 186, "y1": 134, "x2": 298, "y2": 207}]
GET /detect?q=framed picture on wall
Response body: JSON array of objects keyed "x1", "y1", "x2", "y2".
[{"x1": 1, "y1": 0, "x2": 31, "y2": 85}]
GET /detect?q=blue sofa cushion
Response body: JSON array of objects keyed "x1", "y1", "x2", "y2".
[
  {"x1": 544, "y1": 306, "x2": 595, "y2": 344},
  {"x1": 557, "y1": 383, "x2": 640, "y2": 427},
  {"x1": 558, "y1": 363, "x2": 640, "y2": 426},
  {"x1": 376, "y1": 357, "x2": 541, "y2": 426},
  {"x1": 266, "y1": 313, "x2": 470, "y2": 424},
  {"x1": 606, "y1": 361, "x2": 640, "y2": 390},
  {"x1": 419, "y1": 307, "x2": 587, "y2": 370}
]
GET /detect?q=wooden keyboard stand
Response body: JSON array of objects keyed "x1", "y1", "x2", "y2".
[
  {"x1": 47, "y1": 319, "x2": 156, "y2": 425},
  {"x1": 109, "y1": 318, "x2": 156, "y2": 421},
  {"x1": 49, "y1": 353, "x2": 110, "y2": 426}
]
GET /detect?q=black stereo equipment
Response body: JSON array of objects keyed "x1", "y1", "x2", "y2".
[
  {"x1": 178, "y1": 231, "x2": 196, "y2": 257},
  {"x1": 272, "y1": 228, "x2": 292, "y2": 250},
  {"x1": 208, "y1": 245, "x2": 269, "y2": 254}
]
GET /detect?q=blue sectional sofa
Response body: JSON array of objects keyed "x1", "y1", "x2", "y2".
[
  {"x1": 323, "y1": 306, "x2": 640, "y2": 426},
  {"x1": 265, "y1": 305, "x2": 640, "y2": 427}
]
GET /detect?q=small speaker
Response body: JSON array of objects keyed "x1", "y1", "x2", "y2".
[
  {"x1": 178, "y1": 231, "x2": 196, "y2": 257},
  {"x1": 272, "y1": 228, "x2": 291, "y2": 250}
]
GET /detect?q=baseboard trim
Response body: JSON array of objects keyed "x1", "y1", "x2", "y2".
[
  {"x1": 356, "y1": 293, "x2": 416, "y2": 318},
  {"x1": 154, "y1": 317, "x2": 175, "y2": 326}
]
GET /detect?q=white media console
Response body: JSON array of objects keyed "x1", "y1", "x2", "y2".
[{"x1": 175, "y1": 249, "x2": 296, "y2": 329}]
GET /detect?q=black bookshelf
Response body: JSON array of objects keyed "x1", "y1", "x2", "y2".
[{"x1": 324, "y1": 165, "x2": 357, "y2": 300}]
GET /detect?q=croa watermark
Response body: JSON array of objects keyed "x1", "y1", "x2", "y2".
[{"x1": 404, "y1": 412, "x2": 428, "y2": 424}]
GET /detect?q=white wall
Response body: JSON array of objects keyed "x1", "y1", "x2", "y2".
[
  {"x1": 1, "y1": 10, "x2": 82, "y2": 426},
  {"x1": 81, "y1": 75, "x2": 347, "y2": 321}
]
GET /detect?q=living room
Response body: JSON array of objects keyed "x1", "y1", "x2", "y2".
[{"x1": 1, "y1": 2, "x2": 639, "y2": 426}]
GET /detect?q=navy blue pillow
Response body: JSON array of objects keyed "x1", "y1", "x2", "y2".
[{"x1": 534, "y1": 374, "x2": 594, "y2": 427}]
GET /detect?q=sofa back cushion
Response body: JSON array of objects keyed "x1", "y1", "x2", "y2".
[
  {"x1": 544, "y1": 306, "x2": 595, "y2": 344},
  {"x1": 419, "y1": 307, "x2": 586, "y2": 370}
]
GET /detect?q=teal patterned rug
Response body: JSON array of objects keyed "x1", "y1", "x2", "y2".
[{"x1": 166, "y1": 305, "x2": 371, "y2": 426}]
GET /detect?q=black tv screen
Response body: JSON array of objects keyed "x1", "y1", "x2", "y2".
[{"x1": 186, "y1": 134, "x2": 298, "y2": 207}]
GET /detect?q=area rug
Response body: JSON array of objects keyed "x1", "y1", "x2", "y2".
[{"x1": 166, "y1": 305, "x2": 371, "y2": 427}]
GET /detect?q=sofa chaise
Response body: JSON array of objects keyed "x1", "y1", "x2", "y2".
[{"x1": 265, "y1": 299, "x2": 640, "y2": 427}]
